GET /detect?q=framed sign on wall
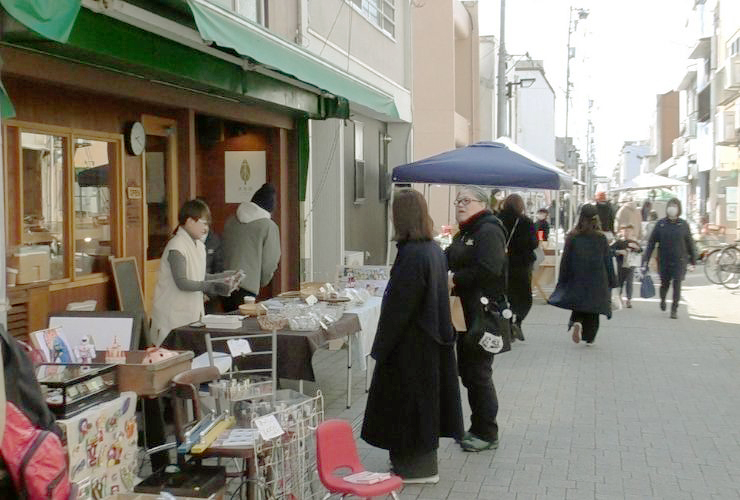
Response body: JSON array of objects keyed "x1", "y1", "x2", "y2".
[{"x1": 224, "y1": 151, "x2": 267, "y2": 203}]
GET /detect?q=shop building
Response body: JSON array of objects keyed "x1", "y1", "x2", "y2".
[{"x1": 0, "y1": 1, "x2": 400, "y2": 337}]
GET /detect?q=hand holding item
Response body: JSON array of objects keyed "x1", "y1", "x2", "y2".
[{"x1": 205, "y1": 280, "x2": 232, "y2": 296}]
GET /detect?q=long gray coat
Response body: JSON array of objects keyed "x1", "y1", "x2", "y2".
[{"x1": 361, "y1": 240, "x2": 463, "y2": 453}]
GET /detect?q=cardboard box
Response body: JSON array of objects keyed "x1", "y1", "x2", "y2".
[{"x1": 13, "y1": 246, "x2": 51, "y2": 283}]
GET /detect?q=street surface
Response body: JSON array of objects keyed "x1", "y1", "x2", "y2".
[{"x1": 334, "y1": 269, "x2": 740, "y2": 499}]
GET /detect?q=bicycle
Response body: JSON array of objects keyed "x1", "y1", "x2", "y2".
[
  {"x1": 716, "y1": 242, "x2": 740, "y2": 289},
  {"x1": 703, "y1": 245, "x2": 729, "y2": 284}
]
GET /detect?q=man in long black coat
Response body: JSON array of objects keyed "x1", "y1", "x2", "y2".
[{"x1": 643, "y1": 198, "x2": 696, "y2": 318}]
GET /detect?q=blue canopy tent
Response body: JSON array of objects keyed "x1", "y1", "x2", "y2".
[
  {"x1": 392, "y1": 140, "x2": 573, "y2": 190},
  {"x1": 388, "y1": 139, "x2": 575, "y2": 276}
]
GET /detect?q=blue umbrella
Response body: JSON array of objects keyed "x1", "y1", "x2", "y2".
[{"x1": 392, "y1": 140, "x2": 573, "y2": 190}]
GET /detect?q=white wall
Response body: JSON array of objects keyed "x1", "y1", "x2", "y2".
[{"x1": 513, "y1": 69, "x2": 556, "y2": 164}]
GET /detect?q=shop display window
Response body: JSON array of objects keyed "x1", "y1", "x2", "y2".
[{"x1": 10, "y1": 124, "x2": 120, "y2": 284}]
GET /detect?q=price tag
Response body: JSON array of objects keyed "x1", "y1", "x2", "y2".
[
  {"x1": 253, "y1": 414, "x2": 284, "y2": 441},
  {"x1": 305, "y1": 294, "x2": 318, "y2": 305}
]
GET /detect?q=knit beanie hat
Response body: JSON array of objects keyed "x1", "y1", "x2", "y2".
[{"x1": 251, "y1": 183, "x2": 276, "y2": 212}]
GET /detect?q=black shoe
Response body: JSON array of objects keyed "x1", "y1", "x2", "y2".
[
  {"x1": 660, "y1": 298, "x2": 666, "y2": 311},
  {"x1": 514, "y1": 326, "x2": 525, "y2": 341},
  {"x1": 670, "y1": 310, "x2": 677, "y2": 319}
]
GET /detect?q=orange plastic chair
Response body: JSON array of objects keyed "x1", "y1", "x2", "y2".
[{"x1": 316, "y1": 419, "x2": 402, "y2": 499}]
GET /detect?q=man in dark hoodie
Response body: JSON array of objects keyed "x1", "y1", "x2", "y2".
[{"x1": 222, "y1": 183, "x2": 281, "y2": 310}]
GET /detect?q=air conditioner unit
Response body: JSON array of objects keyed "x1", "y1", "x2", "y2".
[
  {"x1": 726, "y1": 53, "x2": 740, "y2": 90},
  {"x1": 715, "y1": 109, "x2": 738, "y2": 144}
]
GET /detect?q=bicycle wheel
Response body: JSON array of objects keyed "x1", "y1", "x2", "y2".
[
  {"x1": 718, "y1": 246, "x2": 740, "y2": 289},
  {"x1": 703, "y1": 248, "x2": 725, "y2": 284}
]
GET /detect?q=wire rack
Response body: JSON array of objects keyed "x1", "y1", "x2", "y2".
[{"x1": 252, "y1": 391, "x2": 325, "y2": 500}]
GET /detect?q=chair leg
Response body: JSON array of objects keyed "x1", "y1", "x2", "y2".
[
  {"x1": 391, "y1": 492, "x2": 400, "y2": 500},
  {"x1": 321, "y1": 494, "x2": 331, "y2": 500}
]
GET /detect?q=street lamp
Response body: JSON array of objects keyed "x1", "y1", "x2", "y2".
[{"x1": 505, "y1": 77, "x2": 536, "y2": 98}]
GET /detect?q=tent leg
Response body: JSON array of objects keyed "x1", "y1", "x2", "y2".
[
  {"x1": 386, "y1": 184, "x2": 396, "y2": 266},
  {"x1": 554, "y1": 194, "x2": 560, "y2": 278}
]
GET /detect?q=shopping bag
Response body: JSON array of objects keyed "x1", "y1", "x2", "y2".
[
  {"x1": 467, "y1": 297, "x2": 511, "y2": 355},
  {"x1": 533, "y1": 245, "x2": 545, "y2": 270},
  {"x1": 640, "y1": 272, "x2": 656, "y2": 299},
  {"x1": 611, "y1": 288, "x2": 623, "y2": 311}
]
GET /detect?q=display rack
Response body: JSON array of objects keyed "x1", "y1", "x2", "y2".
[{"x1": 252, "y1": 392, "x2": 325, "y2": 500}]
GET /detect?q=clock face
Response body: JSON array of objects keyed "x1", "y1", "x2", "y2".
[{"x1": 127, "y1": 121, "x2": 146, "y2": 156}]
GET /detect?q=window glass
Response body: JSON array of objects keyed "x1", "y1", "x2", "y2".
[
  {"x1": 146, "y1": 135, "x2": 170, "y2": 259},
  {"x1": 21, "y1": 132, "x2": 67, "y2": 280},
  {"x1": 73, "y1": 138, "x2": 114, "y2": 276},
  {"x1": 347, "y1": 0, "x2": 395, "y2": 38}
]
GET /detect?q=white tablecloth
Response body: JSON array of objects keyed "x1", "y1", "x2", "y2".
[{"x1": 345, "y1": 296, "x2": 382, "y2": 370}]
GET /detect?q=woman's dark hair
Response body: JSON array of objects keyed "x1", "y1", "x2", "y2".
[
  {"x1": 569, "y1": 204, "x2": 601, "y2": 238},
  {"x1": 392, "y1": 188, "x2": 435, "y2": 241},
  {"x1": 666, "y1": 197, "x2": 682, "y2": 217},
  {"x1": 502, "y1": 194, "x2": 525, "y2": 215},
  {"x1": 178, "y1": 199, "x2": 211, "y2": 227}
]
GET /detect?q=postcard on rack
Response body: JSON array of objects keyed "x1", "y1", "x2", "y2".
[{"x1": 29, "y1": 326, "x2": 78, "y2": 363}]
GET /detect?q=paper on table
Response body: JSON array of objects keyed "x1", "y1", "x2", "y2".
[{"x1": 227, "y1": 338, "x2": 252, "y2": 357}]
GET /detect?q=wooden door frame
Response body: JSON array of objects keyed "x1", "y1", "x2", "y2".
[{"x1": 141, "y1": 115, "x2": 178, "y2": 311}]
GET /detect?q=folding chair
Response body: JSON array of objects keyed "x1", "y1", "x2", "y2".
[{"x1": 316, "y1": 419, "x2": 402, "y2": 499}]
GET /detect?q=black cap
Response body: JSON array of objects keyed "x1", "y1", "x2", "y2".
[
  {"x1": 252, "y1": 183, "x2": 276, "y2": 212},
  {"x1": 580, "y1": 203, "x2": 598, "y2": 218}
]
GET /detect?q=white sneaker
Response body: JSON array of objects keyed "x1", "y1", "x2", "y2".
[{"x1": 401, "y1": 474, "x2": 440, "y2": 484}]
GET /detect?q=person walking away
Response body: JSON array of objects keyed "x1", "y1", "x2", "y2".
[
  {"x1": 222, "y1": 183, "x2": 281, "y2": 310},
  {"x1": 615, "y1": 194, "x2": 642, "y2": 241},
  {"x1": 531, "y1": 208, "x2": 551, "y2": 301},
  {"x1": 150, "y1": 199, "x2": 235, "y2": 346},
  {"x1": 594, "y1": 191, "x2": 616, "y2": 240},
  {"x1": 534, "y1": 208, "x2": 550, "y2": 242},
  {"x1": 446, "y1": 186, "x2": 507, "y2": 452},
  {"x1": 497, "y1": 194, "x2": 538, "y2": 340},
  {"x1": 642, "y1": 198, "x2": 697, "y2": 319},
  {"x1": 361, "y1": 189, "x2": 463, "y2": 484},
  {"x1": 612, "y1": 225, "x2": 642, "y2": 308},
  {"x1": 548, "y1": 204, "x2": 616, "y2": 345}
]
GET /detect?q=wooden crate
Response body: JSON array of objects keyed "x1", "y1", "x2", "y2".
[{"x1": 94, "y1": 350, "x2": 193, "y2": 396}]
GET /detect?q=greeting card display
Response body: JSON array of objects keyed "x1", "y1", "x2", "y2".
[{"x1": 56, "y1": 392, "x2": 138, "y2": 499}]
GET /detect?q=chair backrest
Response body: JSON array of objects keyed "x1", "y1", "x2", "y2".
[
  {"x1": 316, "y1": 419, "x2": 364, "y2": 483},
  {"x1": 171, "y1": 366, "x2": 221, "y2": 443}
]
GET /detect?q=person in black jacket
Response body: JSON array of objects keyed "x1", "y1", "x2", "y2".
[
  {"x1": 361, "y1": 189, "x2": 463, "y2": 484},
  {"x1": 534, "y1": 208, "x2": 550, "y2": 242},
  {"x1": 594, "y1": 191, "x2": 616, "y2": 237},
  {"x1": 642, "y1": 198, "x2": 697, "y2": 319},
  {"x1": 548, "y1": 204, "x2": 616, "y2": 345},
  {"x1": 446, "y1": 186, "x2": 507, "y2": 452},
  {"x1": 498, "y1": 194, "x2": 538, "y2": 338}
]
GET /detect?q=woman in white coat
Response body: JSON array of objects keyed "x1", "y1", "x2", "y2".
[{"x1": 149, "y1": 199, "x2": 234, "y2": 346}]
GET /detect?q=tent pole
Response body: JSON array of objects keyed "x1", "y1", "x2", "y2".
[
  {"x1": 386, "y1": 184, "x2": 396, "y2": 266},
  {"x1": 554, "y1": 192, "x2": 560, "y2": 279}
]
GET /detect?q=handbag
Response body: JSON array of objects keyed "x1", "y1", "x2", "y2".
[
  {"x1": 640, "y1": 271, "x2": 656, "y2": 299},
  {"x1": 449, "y1": 296, "x2": 467, "y2": 332},
  {"x1": 467, "y1": 297, "x2": 512, "y2": 355}
]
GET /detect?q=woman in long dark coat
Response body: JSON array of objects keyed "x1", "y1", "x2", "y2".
[
  {"x1": 642, "y1": 198, "x2": 696, "y2": 319},
  {"x1": 497, "y1": 194, "x2": 538, "y2": 338},
  {"x1": 548, "y1": 204, "x2": 616, "y2": 345},
  {"x1": 361, "y1": 189, "x2": 463, "y2": 484}
]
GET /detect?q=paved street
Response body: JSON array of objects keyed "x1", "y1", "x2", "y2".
[{"x1": 328, "y1": 270, "x2": 740, "y2": 499}]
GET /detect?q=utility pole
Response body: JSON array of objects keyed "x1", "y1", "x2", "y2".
[
  {"x1": 564, "y1": 6, "x2": 588, "y2": 208},
  {"x1": 496, "y1": 0, "x2": 507, "y2": 138}
]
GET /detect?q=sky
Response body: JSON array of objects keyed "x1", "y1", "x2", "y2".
[{"x1": 476, "y1": 0, "x2": 694, "y2": 176}]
